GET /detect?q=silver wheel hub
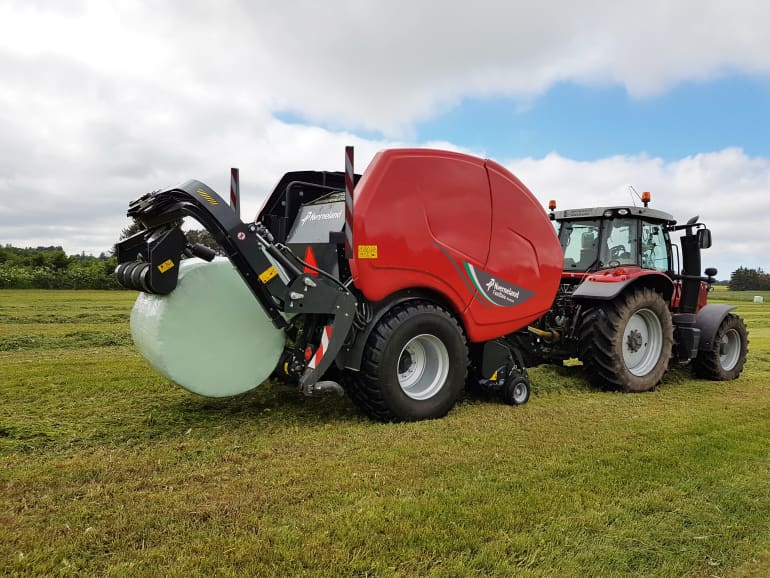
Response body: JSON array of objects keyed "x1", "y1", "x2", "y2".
[
  {"x1": 719, "y1": 328, "x2": 741, "y2": 371},
  {"x1": 397, "y1": 334, "x2": 449, "y2": 400},
  {"x1": 622, "y1": 308, "x2": 663, "y2": 377}
]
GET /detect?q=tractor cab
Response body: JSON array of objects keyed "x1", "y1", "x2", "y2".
[
  {"x1": 548, "y1": 194, "x2": 717, "y2": 316},
  {"x1": 550, "y1": 204, "x2": 676, "y2": 274}
]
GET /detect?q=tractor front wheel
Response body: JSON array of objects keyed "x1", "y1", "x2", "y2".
[
  {"x1": 346, "y1": 301, "x2": 468, "y2": 422},
  {"x1": 579, "y1": 287, "x2": 674, "y2": 392},
  {"x1": 693, "y1": 313, "x2": 749, "y2": 380}
]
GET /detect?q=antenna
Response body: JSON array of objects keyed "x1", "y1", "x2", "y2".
[{"x1": 628, "y1": 185, "x2": 642, "y2": 207}]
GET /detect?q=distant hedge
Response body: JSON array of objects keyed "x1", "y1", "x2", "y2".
[
  {"x1": 0, "y1": 231, "x2": 222, "y2": 291},
  {"x1": 0, "y1": 245, "x2": 121, "y2": 290},
  {"x1": 0, "y1": 263, "x2": 121, "y2": 290}
]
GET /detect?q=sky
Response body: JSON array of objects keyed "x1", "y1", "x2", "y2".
[{"x1": 1, "y1": 0, "x2": 770, "y2": 279}]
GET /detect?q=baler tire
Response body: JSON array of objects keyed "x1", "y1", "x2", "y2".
[
  {"x1": 503, "y1": 377, "x2": 530, "y2": 406},
  {"x1": 692, "y1": 313, "x2": 748, "y2": 381},
  {"x1": 578, "y1": 287, "x2": 673, "y2": 392},
  {"x1": 346, "y1": 301, "x2": 468, "y2": 422}
]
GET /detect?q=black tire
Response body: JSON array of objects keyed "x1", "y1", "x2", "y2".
[
  {"x1": 503, "y1": 377, "x2": 530, "y2": 406},
  {"x1": 578, "y1": 287, "x2": 673, "y2": 392},
  {"x1": 345, "y1": 301, "x2": 468, "y2": 422},
  {"x1": 693, "y1": 313, "x2": 749, "y2": 380}
]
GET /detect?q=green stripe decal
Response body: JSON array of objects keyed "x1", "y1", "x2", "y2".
[{"x1": 464, "y1": 262, "x2": 498, "y2": 306}]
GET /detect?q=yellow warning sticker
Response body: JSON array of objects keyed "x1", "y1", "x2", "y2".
[
  {"x1": 357, "y1": 245, "x2": 378, "y2": 259},
  {"x1": 259, "y1": 265, "x2": 278, "y2": 284},
  {"x1": 157, "y1": 259, "x2": 175, "y2": 273},
  {"x1": 196, "y1": 188, "x2": 219, "y2": 206}
]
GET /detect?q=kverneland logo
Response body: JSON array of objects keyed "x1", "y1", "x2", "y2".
[
  {"x1": 462, "y1": 261, "x2": 533, "y2": 308},
  {"x1": 300, "y1": 210, "x2": 343, "y2": 225},
  {"x1": 484, "y1": 277, "x2": 520, "y2": 299}
]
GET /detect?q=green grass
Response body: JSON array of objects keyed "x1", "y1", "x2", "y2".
[
  {"x1": 2, "y1": 290, "x2": 770, "y2": 577},
  {"x1": 710, "y1": 288, "x2": 770, "y2": 303}
]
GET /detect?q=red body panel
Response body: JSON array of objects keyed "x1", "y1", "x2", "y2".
[
  {"x1": 350, "y1": 149, "x2": 563, "y2": 343},
  {"x1": 670, "y1": 279, "x2": 710, "y2": 312},
  {"x1": 583, "y1": 266, "x2": 654, "y2": 284}
]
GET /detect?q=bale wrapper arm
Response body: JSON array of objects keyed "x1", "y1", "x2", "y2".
[{"x1": 115, "y1": 179, "x2": 357, "y2": 392}]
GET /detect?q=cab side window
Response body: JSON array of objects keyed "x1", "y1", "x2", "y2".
[{"x1": 641, "y1": 222, "x2": 670, "y2": 271}]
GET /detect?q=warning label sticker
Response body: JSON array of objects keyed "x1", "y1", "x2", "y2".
[
  {"x1": 357, "y1": 245, "x2": 378, "y2": 259},
  {"x1": 157, "y1": 259, "x2": 175, "y2": 273},
  {"x1": 259, "y1": 266, "x2": 278, "y2": 284}
]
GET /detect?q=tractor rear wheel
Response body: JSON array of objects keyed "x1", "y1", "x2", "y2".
[
  {"x1": 578, "y1": 287, "x2": 673, "y2": 392},
  {"x1": 693, "y1": 313, "x2": 748, "y2": 380},
  {"x1": 346, "y1": 301, "x2": 468, "y2": 422}
]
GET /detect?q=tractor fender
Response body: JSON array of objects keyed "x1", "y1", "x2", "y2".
[
  {"x1": 571, "y1": 271, "x2": 674, "y2": 303},
  {"x1": 694, "y1": 304, "x2": 736, "y2": 351},
  {"x1": 338, "y1": 288, "x2": 459, "y2": 372}
]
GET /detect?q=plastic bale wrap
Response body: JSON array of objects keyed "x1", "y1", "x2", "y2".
[{"x1": 130, "y1": 257, "x2": 285, "y2": 397}]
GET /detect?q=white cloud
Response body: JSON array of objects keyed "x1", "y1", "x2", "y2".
[
  {"x1": 0, "y1": 0, "x2": 768, "y2": 279},
  {"x1": 509, "y1": 148, "x2": 770, "y2": 277},
  {"x1": 3, "y1": 1, "x2": 770, "y2": 135}
]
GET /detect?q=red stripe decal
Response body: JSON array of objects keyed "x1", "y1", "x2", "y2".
[{"x1": 344, "y1": 146, "x2": 354, "y2": 258}]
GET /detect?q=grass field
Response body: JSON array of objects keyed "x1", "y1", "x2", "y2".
[{"x1": 2, "y1": 289, "x2": 770, "y2": 577}]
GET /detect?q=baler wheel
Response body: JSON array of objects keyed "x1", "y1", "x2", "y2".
[
  {"x1": 578, "y1": 287, "x2": 673, "y2": 392},
  {"x1": 503, "y1": 376, "x2": 530, "y2": 406},
  {"x1": 693, "y1": 313, "x2": 749, "y2": 380},
  {"x1": 346, "y1": 301, "x2": 468, "y2": 422}
]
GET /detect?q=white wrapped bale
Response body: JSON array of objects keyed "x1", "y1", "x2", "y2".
[{"x1": 130, "y1": 257, "x2": 285, "y2": 397}]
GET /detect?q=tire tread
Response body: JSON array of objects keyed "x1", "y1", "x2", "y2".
[
  {"x1": 692, "y1": 313, "x2": 749, "y2": 380},
  {"x1": 344, "y1": 301, "x2": 467, "y2": 422},
  {"x1": 578, "y1": 287, "x2": 673, "y2": 392}
]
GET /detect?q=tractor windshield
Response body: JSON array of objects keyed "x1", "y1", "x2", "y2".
[
  {"x1": 559, "y1": 220, "x2": 601, "y2": 271},
  {"x1": 559, "y1": 217, "x2": 644, "y2": 271}
]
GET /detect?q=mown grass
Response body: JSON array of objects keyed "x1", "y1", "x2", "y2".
[
  {"x1": 710, "y1": 287, "x2": 770, "y2": 303},
  {"x1": 1, "y1": 290, "x2": 770, "y2": 577}
]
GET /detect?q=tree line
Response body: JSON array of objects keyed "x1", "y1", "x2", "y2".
[
  {"x1": 728, "y1": 267, "x2": 770, "y2": 291},
  {"x1": 0, "y1": 227, "x2": 223, "y2": 290},
  {"x1": 0, "y1": 245, "x2": 119, "y2": 289}
]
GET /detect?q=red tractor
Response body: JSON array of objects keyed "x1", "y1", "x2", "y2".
[{"x1": 521, "y1": 195, "x2": 749, "y2": 391}]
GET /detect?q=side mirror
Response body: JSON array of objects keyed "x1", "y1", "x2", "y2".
[
  {"x1": 697, "y1": 228, "x2": 712, "y2": 249},
  {"x1": 705, "y1": 267, "x2": 718, "y2": 278}
]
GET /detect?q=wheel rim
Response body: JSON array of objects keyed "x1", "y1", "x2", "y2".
[
  {"x1": 397, "y1": 334, "x2": 449, "y2": 400},
  {"x1": 512, "y1": 381, "x2": 528, "y2": 403},
  {"x1": 719, "y1": 328, "x2": 741, "y2": 371},
  {"x1": 622, "y1": 308, "x2": 663, "y2": 377}
]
